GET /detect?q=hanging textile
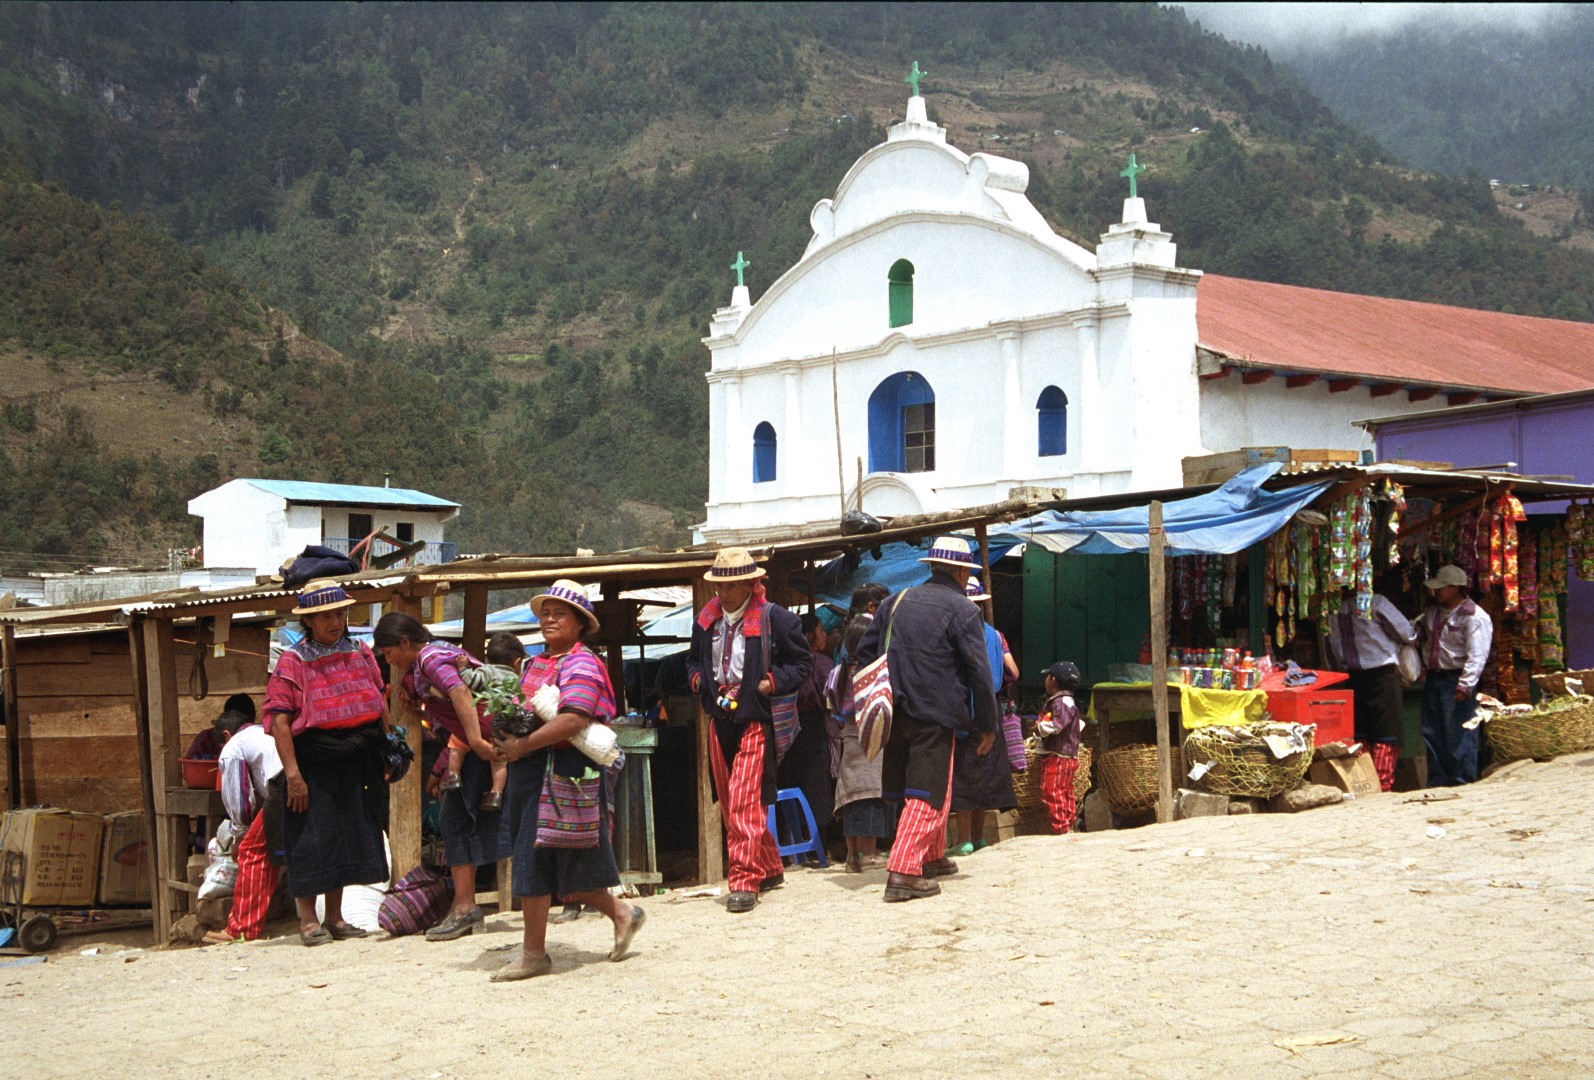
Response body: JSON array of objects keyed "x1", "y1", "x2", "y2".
[{"x1": 1499, "y1": 493, "x2": 1527, "y2": 612}]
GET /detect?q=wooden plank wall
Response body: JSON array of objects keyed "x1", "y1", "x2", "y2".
[{"x1": 11, "y1": 625, "x2": 272, "y2": 814}]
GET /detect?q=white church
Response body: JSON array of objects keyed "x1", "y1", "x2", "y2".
[{"x1": 697, "y1": 81, "x2": 1594, "y2": 543}]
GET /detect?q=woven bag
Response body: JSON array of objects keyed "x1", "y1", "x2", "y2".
[{"x1": 854, "y1": 590, "x2": 913, "y2": 761}]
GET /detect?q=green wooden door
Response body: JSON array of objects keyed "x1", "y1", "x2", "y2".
[{"x1": 1021, "y1": 547, "x2": 1150, "y2": 694}]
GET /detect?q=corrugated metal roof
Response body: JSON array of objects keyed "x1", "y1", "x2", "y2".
[
  {"x1": 245, "y1": 479, "x2": 459, "y2": 509},
  {"x1": 1198, "y1": 275, "x2": 1594, "y2": 394}
]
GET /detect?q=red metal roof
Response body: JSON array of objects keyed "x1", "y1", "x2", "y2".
[{"x1": 1197, "y1": 274, "x2": 1594, "y2": 394}]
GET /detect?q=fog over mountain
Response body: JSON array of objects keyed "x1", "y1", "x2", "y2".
[
  {"x1": 1174, "y1": 2, "x2": 1594, "y2": 187},
  {"x1": 1174, "y1": 2, "x2": 1573, "y2": 55}
]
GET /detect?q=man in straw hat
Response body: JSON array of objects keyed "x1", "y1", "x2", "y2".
[
  {"x1": 855, "y1": 536, "x2": 999, "y2": 902},
  {"x1": 1417, "y1": 564, "x2": 1493, "y2": 786},
  {"x1": 687, "y1": 548, "x2": 812, "y2": 914}
]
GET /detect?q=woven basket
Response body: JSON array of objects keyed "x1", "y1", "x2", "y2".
[
  {"x1": 1099, "y1": 743, "x2": 1175, "y2": 816},
  {"x1": 1182, "y1": 726, "x2": 1313, "y2": 798},
  {"x1": 1529, "y1": 669, "x2": 1594, "y2": 697},
  {"x1": 1486, "y1": 698, "x2": 1594, "y2": 762},
  {"x1": 1012, "y1": 745, "x2": 1094, "y2": 834}
]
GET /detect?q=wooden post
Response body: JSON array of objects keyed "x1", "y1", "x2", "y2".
[
  {"x1": 691, "y1": 577, "x2": 725, "y2": 884},
  {"x1": 975, "y1": 522, "x2": 995, "y2": 624},
  {"x1": 142, "y1": 618, "x2": 186, "y2": 940},
  {"x1": 1149, "y1": 501, "x2": 1174, "y2": 824},
  {"x1": 462, "y1": 583, "x2": 488, "y2": 660},
  {"x1": 386, "y1": 595, "x2": 426, "y2": 883},
  {"x1": 127, "y1": 621, "x2": 162, "y2": 929},
  {"x1": 1, "y1": 626, "x2": 20, "y2": 810}
]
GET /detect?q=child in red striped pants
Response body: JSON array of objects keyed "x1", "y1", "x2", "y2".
[
  {"x1": 204, "y1": 706, "x2": 283, "y2": 943},
  {"x1": 1035, "y1": 662, "x2": 1085, "y2": 835}
]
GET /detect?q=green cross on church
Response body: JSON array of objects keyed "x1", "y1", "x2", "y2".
[
  {"x1": 730, "y1": 250, "x2": 750, "y2": 288},
  {"x1": 905, "y1": 61, "x2": 927, "y2": 98},
  {"x1": 1119, "y1": 152, "x2": 1147, "y2": 199}
]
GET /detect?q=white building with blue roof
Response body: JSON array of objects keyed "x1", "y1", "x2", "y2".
[{"x1": 188, "y1": 478, "x2": 461, "y2": 575}]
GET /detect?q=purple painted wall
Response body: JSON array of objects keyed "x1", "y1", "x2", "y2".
[{"x1": 1372, "y1": 393, "x2": 1594, "y2": 668}]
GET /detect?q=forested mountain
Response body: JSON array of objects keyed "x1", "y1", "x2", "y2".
[
  {"x1": 4, "y1": 2, "x2": 1594, "y2": 567},
  {"x1": 1276, "y1": 8, "x2": 1594, "y2": 190}
]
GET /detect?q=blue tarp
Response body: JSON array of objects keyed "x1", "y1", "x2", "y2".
[
  {"x1": 993, "y1": 464, "x2": 1333, "y2": 557},
  {"x1": 813, "y1": 536, "x2": 1022, "y2": 607},
  {"x1": 428, "y1": 602, "x2": 539, "y2": 637}
]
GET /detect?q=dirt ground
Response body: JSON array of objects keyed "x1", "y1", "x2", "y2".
[{"x1": 8, "y1": 751, "x2": 1594, "y2": 1079}]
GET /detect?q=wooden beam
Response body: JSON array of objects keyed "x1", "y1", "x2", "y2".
[
  {"x1": 1148, "y1": 502, "x2": 1173, "y2": 825},
  {"x1": 1327, "y1": 378, "x2": 1360, "y2": 393},
  {"x1": 1408, "y1": 387, "x2": 1440, "y2": 402},
  {"x1": 691, "y1": 576, "x2": 724, "y2": 885},
  {"x1": 142, "y1": 617, "x2": 184, "y2": 942},
  {"x1": 1240, "y1": 369, "x2": 1274, "y2": 385},
  {"x1": 1284, "y1": 373, "x2": 1320, "y2": 389},
  {"x1": 1, "y1": 626, "x2": 19, "y2": 810},
  {"x1": 385, "y1": 595, "x2": 425, "y2": 884},
  {"x1": 1369, "y1": 384, "x2": 1400, "y2": 398},
  {"x1": 461, "y1": 583, "x2": 488, "y2": 661}
]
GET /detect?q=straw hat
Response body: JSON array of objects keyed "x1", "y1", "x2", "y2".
[
  {"x1": 529, "y1": 578, "x2": 601, "y2": 632},
  {"x1": 1424, "y1": 565, "x2": 1468, "y2": 590},
  {"x1": 704, "y1": 547, "x2": 767, "y2": 582},
  {"x1": 965, "y1": 575, "x2": 991, "y2": 601},
  {"x1": 920, "y1": 535, "x2": 977, "y2": 568},
  {"x1": 291, "y1": 580, "x2": 357, "y2": 615}
]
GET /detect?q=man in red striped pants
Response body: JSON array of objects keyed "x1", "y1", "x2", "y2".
[
  {"x1": 855, "y1": 537, "x2": 999, "y2": 903},
  {"x1": 204, "y1": 707, "x2": 283, "y2": 943},
  {"x1": 688, "y1": 548, "x2": 813, "y2": 914}
]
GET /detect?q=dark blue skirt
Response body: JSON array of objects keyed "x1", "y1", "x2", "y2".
[
  {"x1": 507, "y1": 747, "x2": 620, "y2": 899},
  {"x1": 440, "y1": 751, "x2": 510, "y2": 868},
  {"x1": 283, "y1": 754, "x2": 389, "y2": 897}
]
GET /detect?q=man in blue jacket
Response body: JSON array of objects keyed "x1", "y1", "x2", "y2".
[
  {"x1": 855, "y1": 536, "x2": 999, "y2": 902},
  {"x1": 687, "y1": 547, "x2": 812, "y2": 914}
]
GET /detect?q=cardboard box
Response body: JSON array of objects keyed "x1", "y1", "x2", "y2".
[
  {"x1": 0, "y1": 808, "x2": 104, "y2": 906},
  {"x1": 1308, "y1": 754, "x2": 1381, "y2": 799},
  {"x1": 98, "y1": 811, "x2": 150, "y2": 906}
]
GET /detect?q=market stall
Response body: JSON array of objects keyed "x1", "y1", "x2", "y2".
[{"x1": 999, "y1": 460, "x2": 1594, "y2": 821}]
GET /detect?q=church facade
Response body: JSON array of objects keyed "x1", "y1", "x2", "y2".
[{"x1": 698, "y1": 90, "x2": 1594, "y2": 543}]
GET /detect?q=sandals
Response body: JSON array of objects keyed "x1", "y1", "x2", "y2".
[
  {"x1": 202, "y1": 930, "x2": 241, "y2": 945},
  {"x1": 425, "y1": 905, "x2": 484, "y2": 941},
  {"x1": 490, "y1": 951, "x2": 553, "y2": 982},
  {"x1": 947, "y1": 842, "x2": 975, "y2": 858},
  {"x1": 550, "y1": 903, "x2": 583, "y2": 924},
  {"x1": 609, "y1": 905, "x2": 646, "y2": 962},
  {"x1": 299, "y1": 925, "x2": 331, "y2": 947},
  {"x1": 478, "y1": 790, "x2": 504, "y2": 812},
  {"x1": 326, "y1": 922, "x2": 368, "y2": 940}
]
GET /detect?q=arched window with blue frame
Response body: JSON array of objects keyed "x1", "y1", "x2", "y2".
[
  {"x1": 888, "y1": 259, "x2": 914, "y2": 328},
  {"x1": 752, "y1": 421, "x2": 777, "y2": 483},
  {"x1": 1037, "y1": 385, "x2": 1067, "y2": 457},
  {"x1": 868, "y1": 371, "x2": 935, "y2": 473}
]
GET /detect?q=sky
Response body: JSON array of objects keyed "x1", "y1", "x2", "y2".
[{"x1": 1171, "y1": 2, "x2": 1574, "y2": 54}]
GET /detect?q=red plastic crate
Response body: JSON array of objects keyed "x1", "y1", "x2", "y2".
[{"x1": 1265, "y1": 686, "x2": 1354, "y2": 746}]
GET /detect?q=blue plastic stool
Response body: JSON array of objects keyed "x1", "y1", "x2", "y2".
[{"x1": 766, "y1": 788, "x2": 828, "y2": 868}]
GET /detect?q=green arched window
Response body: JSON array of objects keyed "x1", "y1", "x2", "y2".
[{"x1": 888, "y1": 259, "x2": 914, "y2": 328}]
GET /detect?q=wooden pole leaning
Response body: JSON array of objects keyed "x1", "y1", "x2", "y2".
[
  {"x1": 385, "y1": 594, "x2": 426, "y2": 884},
  {"x1": 1149, "y1": 501, "x2": 1174, "y2": 824},
  {"x1": 691, "y1": 576, "x2": 725, "y2": 884}
]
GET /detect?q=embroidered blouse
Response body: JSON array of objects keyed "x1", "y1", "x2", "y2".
[
  {"x1": 519, "y1": 641, "x2": 616, "y2": 724},
  {"x1": 406, "y1": 640, "x2": 492, "y2": 741},
  {"x1": 265, "y1": 636, "x2": 386, "y2": 735}
]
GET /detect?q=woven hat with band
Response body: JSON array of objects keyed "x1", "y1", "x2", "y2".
[
  {"x1": 292, "y1": 580, "x2": 356, "y2": 615},
  {"x1": 921, "y1": 535, "x2": 977, "y2": 568},
  {"x1": 965, "y1": 575, "x2": 991, "y2": 601},
  {"x1": 529, "y1": 578, "x2": 601, "y2": 632},
  {"x1": 705, "y1": 547, "x2": 767, "y2": 581}
]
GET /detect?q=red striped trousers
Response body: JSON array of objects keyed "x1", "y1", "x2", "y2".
[
  {"x1": 1038, "y1": 755, "x2": 1079, "y2": 834},
  {"x1": 887, "y1": 750, "x2": 954, "y2": 877},
  {"x1": 708, "y1": 719, "x2": 783, "y2": 893},
  {"x1": 225, "y1": 809, "x2": 280, "y2": 940},
  {"x1": 1370, "y1": 741, "x2": 1398, "y2": 792}
]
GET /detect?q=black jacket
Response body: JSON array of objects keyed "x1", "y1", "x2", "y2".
[
  {"x1": 854, "y1": 572, "x2": 999, "y2": 733},
  {"x1": 685, "y1": 599, "x2": 812, "y2": 725}
]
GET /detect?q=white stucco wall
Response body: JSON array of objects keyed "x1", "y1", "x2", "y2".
[
  {"x1": 699, "y1": 100, "x2": 1204, "y2": 542},
  {"x1": 1199, "y1": 377, "x2": 1451, "y2": 455}
]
